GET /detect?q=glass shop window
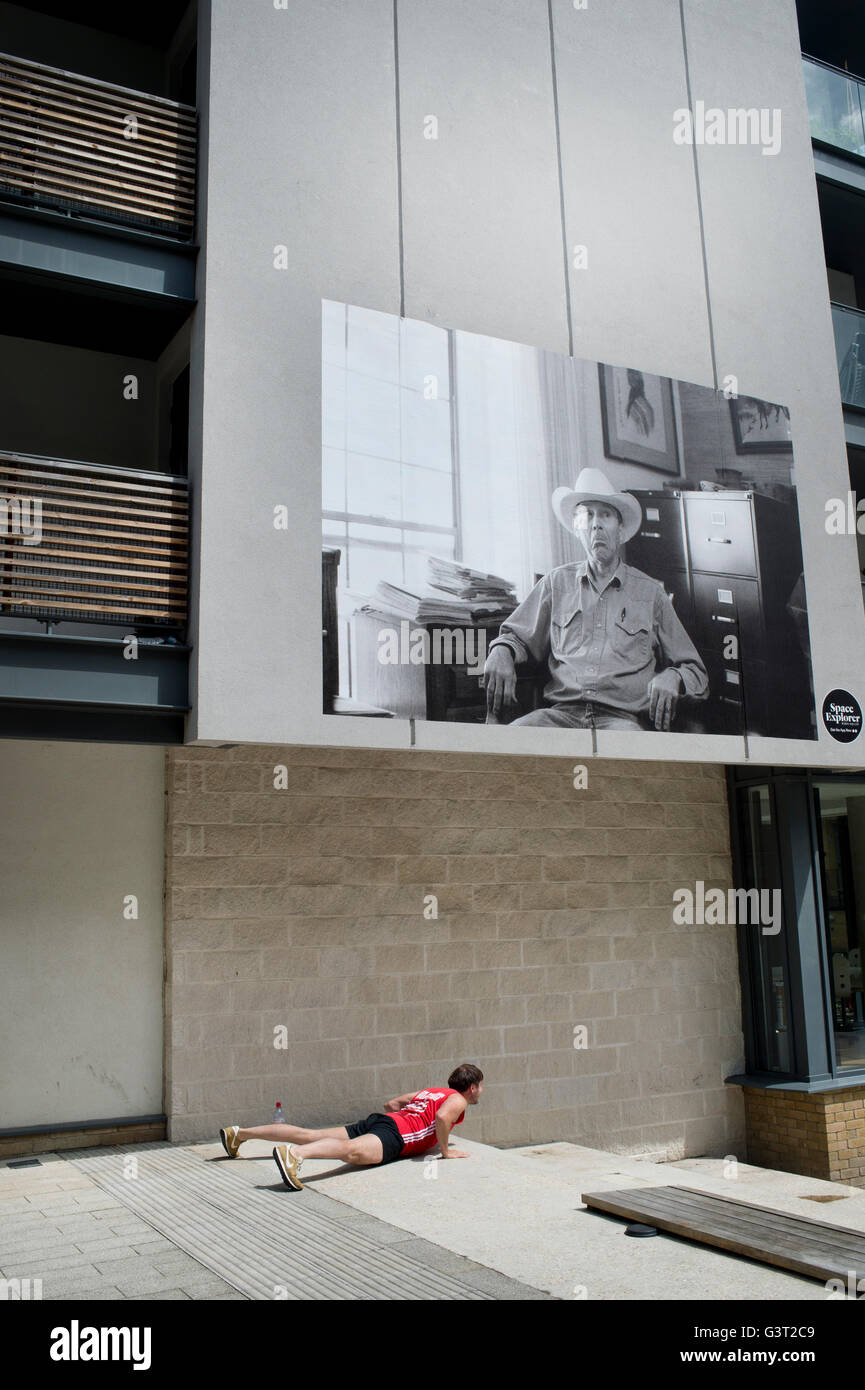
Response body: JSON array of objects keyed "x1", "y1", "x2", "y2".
[
  {"x1": 737, "y1": 784, "x2": 792, "y2": 1073},
  {"x1": 814, "y1": 782, "x2": 865, "y2": 1071}
]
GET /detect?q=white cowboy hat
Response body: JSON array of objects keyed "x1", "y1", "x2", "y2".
[{"x1": 551, "y1": 467, "x2": 643, "y2": 543}]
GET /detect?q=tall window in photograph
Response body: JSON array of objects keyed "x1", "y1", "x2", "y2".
[{"x1": 322, "y1": 301, "x2": 458, "y2": 697}]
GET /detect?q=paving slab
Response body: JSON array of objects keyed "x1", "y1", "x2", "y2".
[
  {"x1": 8, "y1": 1138, "x2": 861, "y2": 1301},
  {"x1": 0, "y1": 1152, "x2": 239, "y2": 1303},
  {"x1": 61, "y1": 1142, "x2": 534, "y2": 1300},
  {"x1": 203, "y1": 1137, "x2": 863, "y2": 1300}
]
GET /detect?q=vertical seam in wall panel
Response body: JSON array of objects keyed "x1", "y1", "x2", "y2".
[
  {"x1": 547, "y1": 0, "x2": 573, "y2": 357},
  {"x1": 680, "y1": 3, "x2": 749, "y2": 763},
  {"x1": 393, "y1": 0, "x2": 405, "y2": 319},
  {"x1": 679, "y1": 0, "x2": 718, "y2": 390},
  {"x1": 448, "y1": 328, "x2": 464, "y2": 560}
]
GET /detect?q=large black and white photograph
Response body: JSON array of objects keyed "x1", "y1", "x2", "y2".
[{"x1": 322, "y1": 300, "x2": 815, "y2": 740}]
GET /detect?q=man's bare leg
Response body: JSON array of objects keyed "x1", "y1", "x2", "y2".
[
  {"x1": 235, "y1": 1123, "x2": 349, "y2": 1145},
  {"x1": 286, "y1": 1133, "x2": 384, "y2": 1166}
]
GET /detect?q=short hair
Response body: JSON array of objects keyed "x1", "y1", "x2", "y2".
[{"x1": 448, "y1": 1062, "x2": 484, "y2": 1093}]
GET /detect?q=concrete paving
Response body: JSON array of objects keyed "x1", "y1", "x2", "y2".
[
  {"x1": 0, "y1": 1156, "x2": 243, "y2": 1300},
  {"x1": 212, "y1": 1136, "x2": 865, "y2": 1301},
  {"x1": 2, "y1": 1138, "x2": 864, "y2": 1300}
]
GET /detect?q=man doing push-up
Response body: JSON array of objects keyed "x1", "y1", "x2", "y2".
[{"x1": 218, "y1": 1062, "x2": 483, "y2": 1190}]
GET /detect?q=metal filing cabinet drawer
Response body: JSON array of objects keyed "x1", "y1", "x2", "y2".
[
  {"x1": 626, "y1": 492, "x2": 687, "y2": 575},
  {"x1": 684, "y1": 495, "x2": 757, "y2": 577},
  {"x1": 691, "y1": 572, "x2": 763, "y2": 656},
  {"x1": 704, "y1": 657, "x2": 746, "y2": 735}
]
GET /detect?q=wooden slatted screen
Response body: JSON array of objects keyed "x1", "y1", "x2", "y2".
[
  {"x1": 0, "y1": 453, "x2": 188, "y2": 626},
  {"x1": 0, "y1": 51, "x2": 196, "y2": 236}
]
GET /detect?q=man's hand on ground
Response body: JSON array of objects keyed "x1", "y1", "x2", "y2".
[
  {"x1": 647, "y1": 669, "x2": 683, "y2": 731},
  {"x1": 483, "y1": 646, "x2": 517, "y2": 719},
  {"x1": 441, "y1": 1148, "x2": 471, "y2": 1159}
]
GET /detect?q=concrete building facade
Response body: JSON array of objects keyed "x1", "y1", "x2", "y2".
[{"x1": 2, "y1": 0, "x2": 865, "y2": 1187}]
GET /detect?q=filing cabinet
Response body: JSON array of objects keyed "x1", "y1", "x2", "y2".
[
  {"x1": 626, "y1": 491, "x2": 689, "y2": 572},
  {"x1": 627, "y1": 490, "x2": 811, "y2": 738},
  {"x1": 684, "y1": 495, "x2": 758, "y2": 578},
  {"x1": 625, "y1": 490, "x2": 693, "y2": 633},
  {"x1": 691, "y1": 573, "x2": 763, "y2": 661}
]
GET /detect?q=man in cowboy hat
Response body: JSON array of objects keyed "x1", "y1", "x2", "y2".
[{"x1": 483, "y1": 467, "x2": 708, "y2": 730}]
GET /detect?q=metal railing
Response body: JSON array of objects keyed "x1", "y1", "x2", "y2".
[
  {"x1": 0, "y1": 50, "x2": 196, "y2": 236},
  {"x1": 803, "y1": 54, "x2": 865, "y2": 158},
  {"x1": 0, "y1": 452, "x2": 189, "y2": 627}
]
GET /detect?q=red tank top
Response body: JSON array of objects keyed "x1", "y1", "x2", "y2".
[{"x1": 388, "y1": 1088, "x2": 466, "y2": 1156}]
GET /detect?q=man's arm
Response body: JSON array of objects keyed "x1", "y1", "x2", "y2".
[
  {"x1": 484, "y1": 575, "x2": 553, "y2": 717},
  {"x1": 383, "y1": 1092, "x2": 416, "y2": 1113},
  {"x1": 488, "y1": 574, "x2": 553, "y2": 668},
  {"x1": 652, "y1": 589, "x2": 709, "y2": 699},
  {"x1": 435, "y1": 1095, "x2": 469, "y2": 1158},
  {"x1": 647, "y1": 589, "x2": 709, "y2": 729}
]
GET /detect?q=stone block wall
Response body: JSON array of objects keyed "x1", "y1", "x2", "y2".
[{"x1": 165, "y1": 745, "x2": 745, "y2": 1155}]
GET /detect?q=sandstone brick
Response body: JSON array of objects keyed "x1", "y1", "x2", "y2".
[
  {"x1": 488, "y1": 1054, "x2": 530, "y2": 1083},
  {"x1": 399, "y1": 972, "x2": 456, "y2": 1003},
  {"x1": 425, "y1": 1001, "x2": 476, "y2": 1031},
  {"x1": 566, "y1": 989, "x2": 616, "y2": 1020},
  {"x1": 475, "y1": 883, "x2": 520, "y2": 911},
  {"x1": 449, "y1": 970, "x2": 502, "y2": 1001},
  {"x1": 171, "y1": 919, "x2": 234, "y2": 951},
  {"x1": 496, "y1": 966, "x2": 547, "y2": 996},
  {"x1": 589, "y1": 961, "x2": 636, "y2": 991},
  {"x1": 494, "y1": 856, "x2": 543, "y2": 883},
  {"x1": 350, "y1": 976, "x2": 401, "y2": 1005},
  {"x1": 503, "y1": 1024, "x2": 550, "y2": 1053},
  {"x1": 521, "y1": 938, "x2": 569, "y2": 967},
  {"x1": 374, "y1": 944, "x2": 426, "y2": 974},
  {"x1": 318, "y1": 946, "x2": 376, "y2": 977},
  {"x1": 395, "y1": 857, "x2": 448, "y2": 884},
  {"x1": 230, "y1": 921, "x2": 292, "y2": 949},
  {"x1": 257, "y1": 948, "x2": 320, "y2": 979},
  {"x1": 447, "y1": 912, "x2": 499, "y2": 941},
  {"x1": 425, "y1": 944, "x2": 471, "y2": 973},
  {"x1": 592, "y1": 1017, "x2": 639, "y2": 1046},
  {"x1": 184, "y1": 950, "x2": 264, "y2": 983},
  {"x1": 478, "y1": 996, "x2": 527, "y2": 1027},
  {"x1": 472, "y1": 940, "x2": 522, "y2": 969}
]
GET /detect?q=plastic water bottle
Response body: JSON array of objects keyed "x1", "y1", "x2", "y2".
[{"x1": 273, "y1": 1102, "x2": 286, "y2": 1125}]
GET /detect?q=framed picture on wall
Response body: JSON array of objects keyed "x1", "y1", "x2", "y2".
[
  {"x1": 729, "y1": 395, "x2": 793, "y2": 453},
  {"x1": 598, "y1": 364, "x2": 679, "y2": 473}
]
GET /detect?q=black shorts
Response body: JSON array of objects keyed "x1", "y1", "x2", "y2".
[{"x1": 344, "y1": 1113, "x2": 404, "y2": 1165}]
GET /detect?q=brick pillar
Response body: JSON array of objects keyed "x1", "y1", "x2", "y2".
[{"x1": 742, "y1": 1084, "x2": 865, "y2": 1186}]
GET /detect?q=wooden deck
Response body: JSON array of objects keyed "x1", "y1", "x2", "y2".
[{"x1": 581, "y1": 1185, "x2": 865, "y2": 1283}]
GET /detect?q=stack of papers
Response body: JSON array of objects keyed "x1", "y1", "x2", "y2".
[
  {"x1": 361, "y1": 581, "x2": 514, "y2": 625},
  {"x1": 426, "y1": 556, "x2": 516, "y2": 605}
]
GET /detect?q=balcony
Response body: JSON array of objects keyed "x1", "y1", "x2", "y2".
[
  {"x1": 803, "y1": 54, "x2": 865, "y2": 159},
  {"x1": 0, "y1": 451, "x2": 188, "y2": 626},
  {"x1": 0, "y1": 50, "x2": 196, "y2": 238},
  {"x1": 832, "y1": 302, "x2": 865, "y2": 410},
  {"x1": 0, "y1": 452, "x2": 190, "y2": 742}
]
